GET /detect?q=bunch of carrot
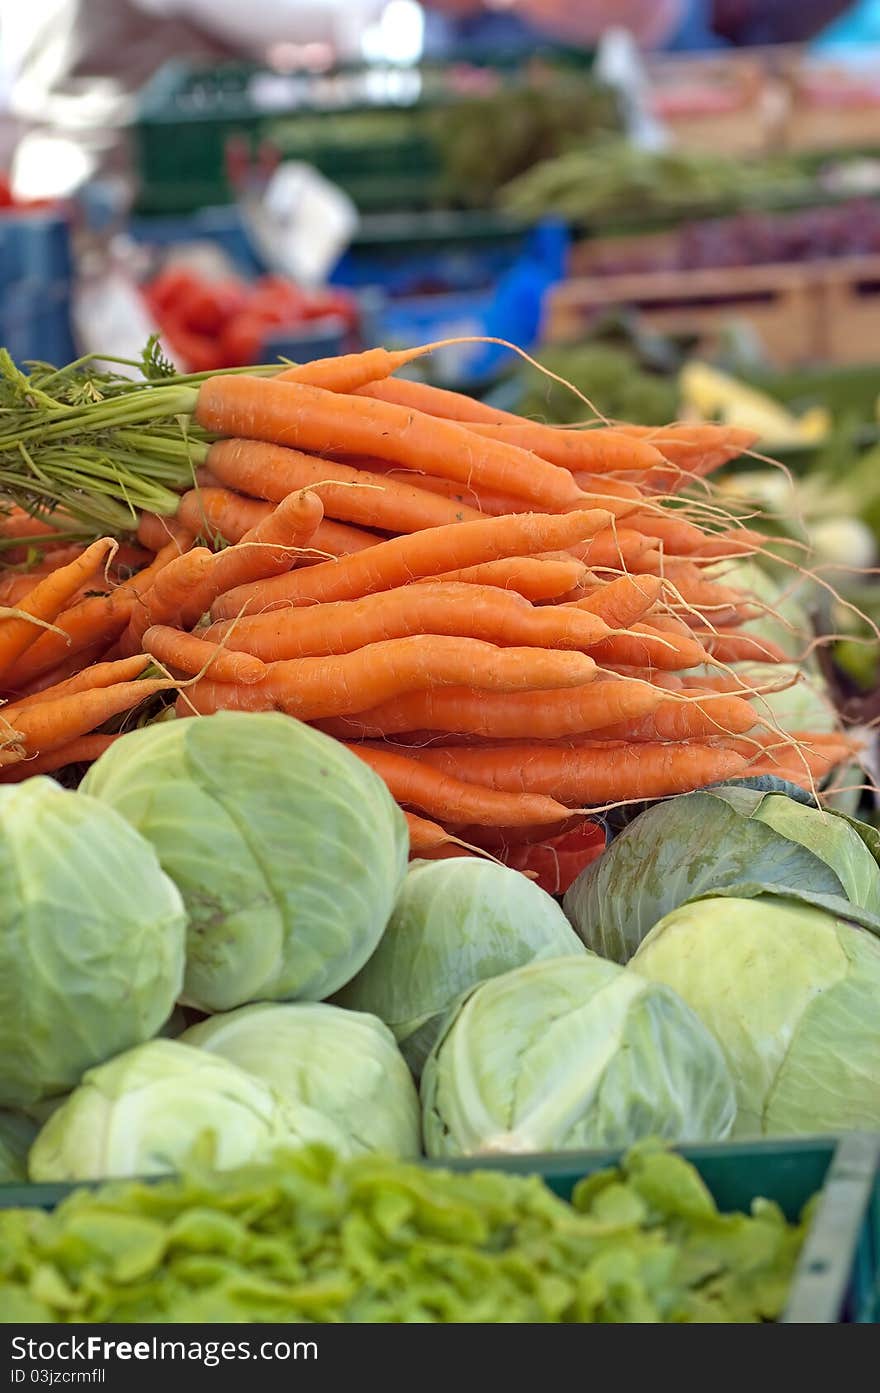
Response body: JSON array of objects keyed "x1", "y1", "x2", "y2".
[{"x1": 0, "y1": 340, "x2": 856, "y2": 892}]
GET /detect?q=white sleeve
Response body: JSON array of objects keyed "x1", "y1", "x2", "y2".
[{"x1": 133, "y1": 0, "x2": 390, "y2": 58}]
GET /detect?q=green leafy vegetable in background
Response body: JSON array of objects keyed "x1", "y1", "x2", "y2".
[
  {"x1": 499, "y1": 141, "x2": 804, "y2": 225},
  {"x1": 0, "y1": 1143, "x2": 808, "y2": 1323},
  {"x1": 334, "y1": 858, "x2": 584, "y2": 1078},
  {"x1": 516, "y1": 341, "x2": 679, "y2": 427}
]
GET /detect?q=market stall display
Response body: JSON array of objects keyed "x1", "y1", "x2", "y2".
[{"x1": 3, "y1": 17, "x2": 880, "y2": 1326}]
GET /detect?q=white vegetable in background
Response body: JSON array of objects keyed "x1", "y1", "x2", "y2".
[
  {"x1": 28, "y1": 1039, "x2": 344, "y2": 1183},
  {"x1": 334, "y1": 858, "x2": 585, "y2": 1077},
  {"x1": 421, "y1": 955, "x2": 736, "y2": 1158},
  {"x1": 0, "y1": 777, "x2": 186, "y2": 1108},
  {"x1": 730, "y1": 662, "x2": 839, "y2": 735},
  {"x1": 181, "y1": 1002, "x2": 421, "y2": 1159},
  {"x1": 81, "y1": 713, "x2": 408, "y2": 1013},
  {"x1": 630, "y1": 896, "x2": 880, "y2": 1138}
]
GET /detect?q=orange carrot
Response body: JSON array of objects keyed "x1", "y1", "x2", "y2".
[
  {"x1": 569, "y1": 475, "x2": 645, "y2": 502},
  {"x1": 136, "y1": 513, "x2": 194, "y2": 554},
  {"x1": 276, "y1": 346, "x2": 425, "y2": 394},
  {"x1": 6, "y1": 642, "x2": 108, "y2": 698},
  {"x1": 314, "y1": 676, "x2": 661, "y2": 741},
  {"x1": 344, "y1": 743, "x2": 578, "y2": 827},
  {"x1": 464, "y1": 422, "x2": 667, "y2": 474},
  {"x1": 404, "y1": 811, "x2": 467, "y2": 857},
  {"x1": 206, "y1": 437, "x2": 485, "y2": 532},
  {"x1": 698, "y1": 629, "x2": 789, "y2": 664},
  {"x1": 122, "y1": 548, "x2": 216, "y2": 654},
  {"x1": 176, "y1": 486, "x2": 378, "y2": 558},
  {"x1": 194, "y1": 376, "x2": 586, "y2": 510},
  {"x1": 430, "y1": 555, "x2": 586, "y2": 601},
  {"x1": 204, "y1": 581, "x2": 612, "y2": 660},
  {"x1": 589, "y1": 691, "x2": 759, "y2": 742},
  {"x1": 178, "y1": 636, "x2": 598, "y2": 722},
  {"x1": 573, "y1": 574, "x2": 662, "y2": 628},
  {"x1": 128, "y1": 490, "x2": 325, "y2": 651},
  {"x1": 404, "y1": 741, "x2": 750, "y2": 805},
  {"x1": 3, "y1": 655, "x2": 152, "y2": 714},
  {"x1": 0, "y1": 677, "x2": 173, "y2": 766},
  {"x1": 210, "y1": 509, "x2": 611, "y2": 618},
  {"x1": 0, "y1": 733, "x2": 121, "y2": 782},
  {"x1": 356, "y1": 375, "x2": 519, "y2": 424},
  {"x1": 582, "y1": 528, "x2": 662, "y2": 572},
  {"x1": 0, "y1": 538, "x2": 115, "y2": 679},
  {"x1": 361, "y1": 463, "x2": 638, "y2": 520},
  {"x1": 0, "y1": 540, "x2": 185, "y2": 689},
  {"x1": 590, "y1": 621, "x2": 710, "y2": 672},
  {"x1": 176, "y1": 486, "x2": 271, "y2": 542},
  {"x1": 143, "y1": 625, "x2": 267, "y2": 685}
]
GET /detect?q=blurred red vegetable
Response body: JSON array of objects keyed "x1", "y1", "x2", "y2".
[
  {"x1": 497, "y1": 820, "x2": 607, "y2": 897},
  {"x1": 143, "y1": 267, "x2": 359, "y2": 371}
]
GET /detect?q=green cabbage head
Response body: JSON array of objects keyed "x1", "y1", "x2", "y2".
[
  {"x1": 421, "y1": 955, "x2": 735, "y2": 1157},
  {"x1": 630, "y1": 895, "x2": 880, "y2": 1137},
  {"x1": 0, "y1": 1110, "x2": 37, "y2": 1183},
  {"x1": 181, "y1": 1002, "x2": 421, "y2": 1158},
  {"x1": 81, "y1": 713, "x2": 408, "y2": 1012},
  {"x1": 564, "y1": 785, "x2": 880, "y2": 963},
  {"x1": 28, "y1": 1039, "x2": 344, "y2": 1182},
  {"x1": 0, "y1": 777, "x2": 186, "y2": 1107},
  {"x1": 335, "y1": 858, "x2": 585, "y2": 1077}
]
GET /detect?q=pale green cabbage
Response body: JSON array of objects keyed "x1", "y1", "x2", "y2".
[
  {"x1": 0, "y1": 777, "x2": 186, "y2": 1107},
  {"x1": 564, "y1": 786, "x2": 880, "y2": 963},
  {"x1": 421, "y1": 955, "x2": 735, "y2": 1157},
  {"x1": 335, "y1": 858, "x2": 584, "y2": 1077},
  {"x1": 81, "y1": 713, "x2": 408, "y2": 1012},
  {"x1": 28, "y1": 1039, "x2": 344, "y2": 1182},
  {"x1": 0, "y1": 1109, "x2": 37, "y2": 1183},
  {"x1": 630, "y1": 895, "x2": 880, "y2": 1137},
  {"x1": 181, "y1": 1002, "x2": 421, "y2": 1158}
]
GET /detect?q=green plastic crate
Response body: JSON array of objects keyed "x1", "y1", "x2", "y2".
[
  {"x1": 433, "y1": 1132, "x2": 880, "y2": 1323},
  {"x1": 132, "y1": 61, "x2": 453, "y2": 215},
  {"x1": 131, "y1": 55, "x2": 609, "y2": 216},
  {"x1": 1, "y1": 1133, "x2": 876, "y2": 1323}
]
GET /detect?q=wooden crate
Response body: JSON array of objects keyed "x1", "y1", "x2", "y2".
[
  {"x1": 644, "y1": 52, "x2": 779, "y2": 157},
  {"x1": 818, "y1": 255, "x2": 880, "y2": 364},
  {"x1": 543, "y1": 262, "x2": 824, "y2": 367},
  {"x1": 778, "y1": 54, "x2": 880, "y2": 153}
]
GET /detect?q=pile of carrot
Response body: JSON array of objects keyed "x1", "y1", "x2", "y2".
[{"x1": 0, "y1": 340, "x2": 856, "y2": 892}]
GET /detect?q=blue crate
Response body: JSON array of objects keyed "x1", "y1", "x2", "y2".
[
  {"x1": 367, "y1": 254, "x2": 560, "y2": 389},
  {"x1": 0, "y1": 211, "x2": 73, "y2": 289},
  {"x1": 1, "y1": 282, "x2": 76, "y2": 367},
  {"x1": 127, "y1": 207, "x2": 263, "y2": 277},
  {"x1": 330, "y1": 216, "x2": 568, "y2": 298},
  {"x1": 259, "y1": 315, "x2": 356, "y2": 365}
]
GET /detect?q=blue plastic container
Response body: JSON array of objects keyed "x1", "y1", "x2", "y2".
[
  {"x1": 127, "y1": 207, "x2": 263, "y2": 278},
  {"x1": 365, "y1": 223, "x2": 567, "y2": 388},
  {"x1": 0, "y1": 210, "x2": 76, "y2": 365},
  {"x1": 0, "y1": 211, "x2": 73, "y2": 288},
  {"x1": 0, "y1": 282, "x2": 76, "y2": 367}
]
